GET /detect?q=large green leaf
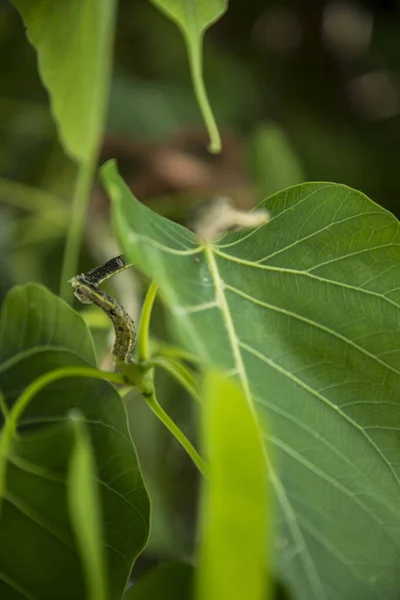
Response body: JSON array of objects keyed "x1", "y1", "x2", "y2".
[
  {"x1": 196, "y1": 371, "x2": 269, "y2": 600},
  {"x1": 10, "y1": 0, "x2": 115, "y2": 162},
  {"x1": 103, "y1": 160, "x2": 400, "y2": 600},
  {"x1": 0, "y1": 284, "x2": 149, "y2": 600},
  {"x1": 150, "y1": 0, "x2": 227, "y2": 153}
]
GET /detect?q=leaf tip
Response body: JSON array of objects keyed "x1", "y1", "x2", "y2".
[{"x1": 100, "y1": 158, "x2": 117, "y2": 180}]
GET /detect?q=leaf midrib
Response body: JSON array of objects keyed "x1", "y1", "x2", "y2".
[
  {"x1": 204, "y1": 244, "x2": 327, "y2": 600},
  {"x1": 202, "y1": 244, "x2": 400, "y2": 489}
]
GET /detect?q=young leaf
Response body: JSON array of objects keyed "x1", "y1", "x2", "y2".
[
  {"x1": 197, "y1": 371, "x2": 269, "y2": 600},
  {"x1": 0, "y1": 284, "x2": 149, "y2": 600},
  {"x1": 10, "y1": 0, "x2": 116, "y2": 162},
  {"x1": 103, "y1": 160, "x2": 400, "y2": 600},
  {"x1": 68, "y1": 412, "x2": 107, "y2": 600},
  {"x1": 151, "y1": 0, "x2": 227, "y2": 153}
]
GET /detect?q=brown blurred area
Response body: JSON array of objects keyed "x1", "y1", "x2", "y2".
[{"x1": 95, "y1": 128, "x2": 254, "y2": 222}]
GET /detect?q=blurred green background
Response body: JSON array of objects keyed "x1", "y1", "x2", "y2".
[
  {"x1": 0, "y1": 0, "x2": 399, "y2": 591},
  {"x1": 2, "y1": 0, "x2": 400, "y2": 295}
]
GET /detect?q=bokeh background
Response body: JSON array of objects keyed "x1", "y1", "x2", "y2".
[
  {"x1": 1, "y1": 0, "x2": 399, "y2": 589},
  {"x1": 1, "y1": 0, "x2": 400, "y2": 293}
]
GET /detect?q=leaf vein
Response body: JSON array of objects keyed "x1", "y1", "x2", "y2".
[
  {"x1": 216, "y1": 185, "x2": 334, "y2": 249},
  {"x1": 204, "y1": 245, "x2": 327, "y2": 599},
  {"x1": 0, "y1": 570, "x2": 38, "y2": 600},
  {"x1": 214, "y1": 248, "x2": 400, "y2": 310},
  {"x1": 238, "y1": 340, "x2": 400, "y2": 489},
  {"x1": 3, "y1": 491, "x2": 76, "y2": 553},
  {"x1": 224, "y1": 283, "x2": 400, "y2": 378},
  {"x1": 266, "y1": 435, "x2": 391, "y2": 530},
  {"x1": 308, "y1": 243, "x2": 400, "y2": 274}
]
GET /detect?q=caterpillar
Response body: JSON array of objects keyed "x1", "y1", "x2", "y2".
[{"x1": 70, "y1": 254, "x2": 135, "y2": 364}]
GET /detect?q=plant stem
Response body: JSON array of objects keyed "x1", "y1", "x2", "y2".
[
  {"x1": 4, "y1": 366, "x2": 124, "y2": 442},
  {"x1": 60, "y1": 154, "x2": 97, "y2": 302},
  {"x1": 144, "y1": 389, "x2": 206, "y2": 476},
  {"x1": 149, "y1": 355, "x2": 201, "y2": 403},
  {"x1": 152, "y1": 342, "x2": 203, "y2": 365},
  {"x1": 186, "y1": 34, "x2": 221, "y2": 154},
  {"x1": 137, "y1": 281, "x2": 158, "y2": 363},
  {"x1": 0, "y1": 366, "x2": 125, "y2": 510},
  {"x1": 135, "y1": 282, "x2": 204, "y2": 472}
]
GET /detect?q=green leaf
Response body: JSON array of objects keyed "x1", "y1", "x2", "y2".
[
  {"x1": 0, "y1": 283, "x2": 96, "y2": 368},
  {"x1": 103, "y1": 160, "x2": 400, "y2": 600},
  {"x1": 0, "y1": 284, "x2": 149, "y2": 600},
  {"x1": 249, "y1": 122, "x2": 304, "y2": 198},
  {"x1": 10, "y1": 0, "x2": 115, "y2": 162},
  {"x1": 125, "y1": 562, "x2": 193, "y2": 600},
  {"x1": 68, "y1": 413, "x2": 108, "y2": 600},
  {"x1": 197, "y1": 371, "x2": 269, "y2": 600},
  {"x1": 150, "y1": 0, "x2": 227, "y2": 154}
]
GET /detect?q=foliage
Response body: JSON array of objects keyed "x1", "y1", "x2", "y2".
[
  {"x1": 106, "y1": 161, "x2": 400, "y2": 599},
  {"x1": 11, "y1": 0, "x2": 117, "y2": 300},
  {"x1": 10, "y1": 0, "x2": 115, "y2": 163},
  {"x1": 151, "y1": 0, "x2": 227, "y2": 153},
  {"x1": 0, "y1": 285, "x2": 149, "y2": 599}
]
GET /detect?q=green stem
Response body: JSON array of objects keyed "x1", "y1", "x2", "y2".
[
  {"x1": 137, "y1": 281, "x2": 158, "y2": 363},
  {"x1": 60, "y1": 154, "x2": 97, "y2": 302},
  {"x1": 185, "y1": 34, "x2": 221, "y2": 154},
  {"x1": 3, "y1": 366, "x2": 124, "y2": 442},
  {"x1": 152, "y1": 341, "x2": 203, "y2": 365},
  {"x1": 13, "y1": 367, "x2": 124, "y2": 429},
  {"x1": 0, "y1": 366, "x2": 125, "y2": 509},
  {"x1": 149, "y1": 355, "x2": 201, "y2": 403},
  {"x1": 144, "y1": 389, "x2": 206, "y2": 476}
]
